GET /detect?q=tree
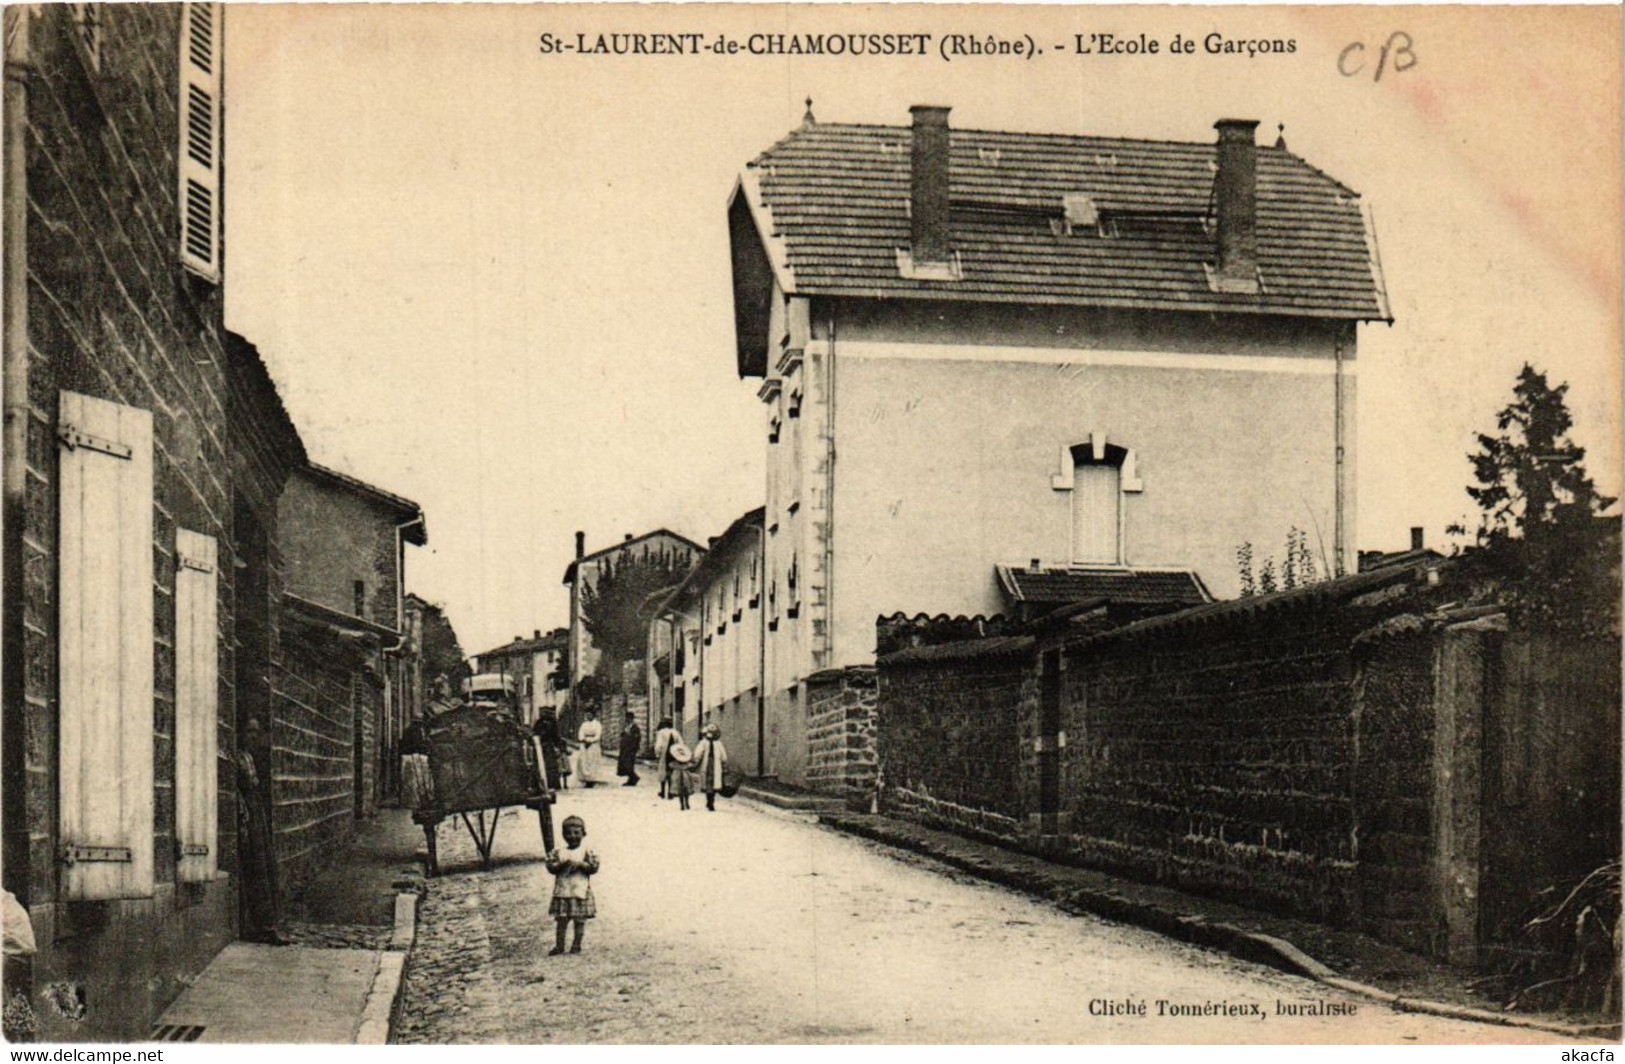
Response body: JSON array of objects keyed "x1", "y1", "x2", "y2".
[
  {"x1": 411, "y1": 596, "x2": 469, "y2": 694},
  {"x1": 579, "y1": 545, "x2": 694, "y2": 694},
  {"x1": 1454, "y1": 364, "x2": 1619, "y2": 631}
]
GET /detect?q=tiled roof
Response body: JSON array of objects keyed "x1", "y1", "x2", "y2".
[
  {"x1": 301, "y1": 462, "x2": 428, "y2": 545},
  {"x1": 476, "y1": 630, "x2": 568, "y2": 659},
  {"x1": 563, "y1": 528, "x2": 706, "y2": 585},
  {"x1": 655, "y1": 507, "x2": 765, "y2": 614},
  {"x1": 1081, "y1": 561, "x2": 1442, "y2": 647},
  {"x1": 1357, "y1": 546, "x2": 1446, "y2": 572},
  {"x1": 997, "y1": 565, "x2": 1210, "y2": 607},
  {"x1": 742, "y1": 121, "x2": 1388, "y2": 321}
]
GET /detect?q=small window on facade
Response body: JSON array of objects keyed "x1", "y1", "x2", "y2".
[
  {"x1": 786, "y1": 554, "x2": 800, "y2": 618},
  {"x1": 1071, "y1": 459, "x2": 1122, "y2": 565}
]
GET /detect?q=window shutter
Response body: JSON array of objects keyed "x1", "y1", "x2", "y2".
[
  {"x1": 57, "y1": 391, "x2": 155, "y2": 900},
  {"x1": 174, "y1": 529, "x2": 219, "y2": 883},
  {"x1": 1070, "y1": 463, "x2": 1122, "y2": 565},
  {"x1": 177, "y1": 2, "x2": 221, "y2": 282}
]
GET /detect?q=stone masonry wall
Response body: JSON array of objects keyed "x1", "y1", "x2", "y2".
[
  {"x1": 1056, "y1": 606, "x2": 1362, "y2": 923},
  {"x1": 15, "y1": 5, "x2": 252, "y2": 1039},
  {"x1": 1350, "y1": 628, "x2": 1439, "y2": 954},
  {"x1": 877, "y1": 644, "x2": 1030, "y2": 843},
  {"x1": 805, "y1": 667, "x2": 878, "y2": 805},
  {"x1": 271, "y1": 616, "x2": 381, "y2": 898}
]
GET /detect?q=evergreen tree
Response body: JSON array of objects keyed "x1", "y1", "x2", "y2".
[
  {"x1": 1457, "y1": 364, "x2": 1619, "y2": 631},
  {"x1": 410, "y1": 596, "x2": 470, "y2": 696},
  {"x1": 580, "y1": 545, "x2": 695, "y2": 694}
]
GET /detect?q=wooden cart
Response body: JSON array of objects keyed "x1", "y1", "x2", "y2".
[{"x1": 411, "y1": 705, "x2": 555, "y2": 875}]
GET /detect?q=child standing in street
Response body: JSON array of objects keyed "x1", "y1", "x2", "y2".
[{"x1": 544, "y1": 815, "x2": 598, "y2": 955}]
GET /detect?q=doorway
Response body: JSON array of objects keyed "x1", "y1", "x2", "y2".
[{"x1": 1038, "y1": 649, "x2": 1062, "y2": 836}]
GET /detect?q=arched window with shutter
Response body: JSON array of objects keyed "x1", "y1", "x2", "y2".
[
  {"x1": 178, "y1": 3, "x2": 222, "y2": 282},
  {"x1": 1051, "y1": 436, "x2": 1143, "y2": 567},
  {"x1": 1071, "y1": 458, "x2": 1122, "y2": 565}
]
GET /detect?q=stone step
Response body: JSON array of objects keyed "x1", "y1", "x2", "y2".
[{"x1": 735, "y1": 781, "x2": 848, "y2": 813}]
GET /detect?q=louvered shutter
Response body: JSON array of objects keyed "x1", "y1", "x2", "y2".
[
  {"x1": 57, "y1": 392, "x2": 155, "y2": 900},
  {"x1": 177, "y1": 2, "x2": 221, "y2": 282},
  {"x1": 174, "y1": 529, "x2": 219, "y2": 883},
  {"x1": 1071, "y1": 463, "x2": 1121, "y2": 565}
]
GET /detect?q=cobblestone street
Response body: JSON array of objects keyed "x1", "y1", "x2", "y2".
[{"x1": 395, "y1": 784, "x2": 1569, "y2": 1044}]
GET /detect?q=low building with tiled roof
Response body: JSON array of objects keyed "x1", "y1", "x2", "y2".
[
  {"x1": 727, "y1": 103, "x2": 1389, "y2": 793},
  {"x1": 473, "y1": 627, "x2": 569, "y2": 725},
  {"x1": 996, "y1": 563, "x2": 1211, "y2": 623}
]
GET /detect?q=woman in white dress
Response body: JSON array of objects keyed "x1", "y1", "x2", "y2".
[{"x1": 575, "y1": 710, "x2": 605, "y2": 787}]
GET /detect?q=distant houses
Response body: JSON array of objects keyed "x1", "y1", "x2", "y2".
[
  {"x1": 648, "y1": 508, "x2": 765, "y2": 755},
  {"x1": 562, "y1": 529, "x2": 703, "y2": 750},
  {"x1": 472, "y1": 627, "x2": 568, "y2": 725}
]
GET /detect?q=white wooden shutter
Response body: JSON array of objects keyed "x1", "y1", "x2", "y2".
[
  {"x1": 1071, "y1": 463, "x2": 1121, "y2": 565},
  {"x1": 177, "y1": 2, "x2": 221, "y2": 282},
  {"x1": 174, "y1": 529, "x2": 219, "y2": 883},
  {"x1": 57, "y1": 391, "x2": 155, "y2": 900}
]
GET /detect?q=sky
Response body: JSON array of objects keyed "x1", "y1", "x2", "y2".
[{"x1": 223, "y1": 4, "x2": 1621, "y2": 657}]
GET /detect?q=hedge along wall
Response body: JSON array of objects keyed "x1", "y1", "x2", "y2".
[{"x1": 876, "y1": 638, "x2": 1034, "y2": 841}]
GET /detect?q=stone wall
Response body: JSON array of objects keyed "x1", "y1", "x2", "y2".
[
  {"x1": 10, "y1": 5, "x2": 289, "y2": 1039},
  {"x1": 804, "y1": 667, "x2": 878, "y2": 805},
  {"x1": 278, "y1": 471, "x2": 404, "y2": 629},
  {"x1": 1350, "y1": 626, "x2": 1439, "y2": 954},
  {"x1": 271, "y1": 611, "x2": 383, "y2": 896},
  {"x1": 1056, "y1": 601, "x2": 1364, "y2": 923},
  {"x1": 870, "y1": 568, "x2": 1485, "y2": 949},
  {"x1": 877, "y1": 639, "x2": 1031, "y2": 842}
]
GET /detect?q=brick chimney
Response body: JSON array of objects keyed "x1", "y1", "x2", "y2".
[
  {"x1": 1410, "y1": 527, "x2": 1424, "y2": 552},
  {"x1": 1209, "y1": 118, "x2": 1261, "y2": 294},
  {"x1": 575, "y1": 531, "x2": 585, "y2": 559},
  {"x1": 909, "y1": 105, "x2": 952, "y2": 265}
]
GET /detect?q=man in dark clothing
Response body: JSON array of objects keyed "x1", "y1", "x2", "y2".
[
  {"x1": 532, "y1": 708, "x2": 569, "y2": 791},
  {"x1": 617, "y1": 713, "x2": 641, "y2": 786},
  {"x1": 236, "y1": 718, "x2": 286, "y2": 945}
]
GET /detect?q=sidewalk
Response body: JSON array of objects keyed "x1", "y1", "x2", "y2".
[
  {"x1": 819, "y1": 811, "x2": 1620, "y2": 1041},
  {"x1": 155, "y1": 808, "x2": 424, "y2": 1044}
]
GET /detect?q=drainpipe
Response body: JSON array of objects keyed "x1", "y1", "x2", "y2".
[
  {"x1": 824, "y1": 311, "x2": 837, "y2": 670},
  {"x1": 1333, "y1": 331, "x2": 1346, "y2": 577},
  {"x1": 3, "y1": 7, "x2": 31, "y2": 905},
  {"x1": 757, "y1": 522, "x2": 767, "y2": 776}
]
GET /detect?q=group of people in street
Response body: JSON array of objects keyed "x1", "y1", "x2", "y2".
[
  {"x1": 532, "y1": 709, "x2": 729, "y2": 956},
  {"x1": 530, "y1": 707, "x2": 645, "y2": 789},
  {"x1": 529, "y1": 707, "x2": 730, "y2": 811},
  {"x1": 650, "y1": 717, "x2": 729, "y2": 811},
  {"x1": 392, "y1": 689, "x2": 733, "y2": 959}
]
